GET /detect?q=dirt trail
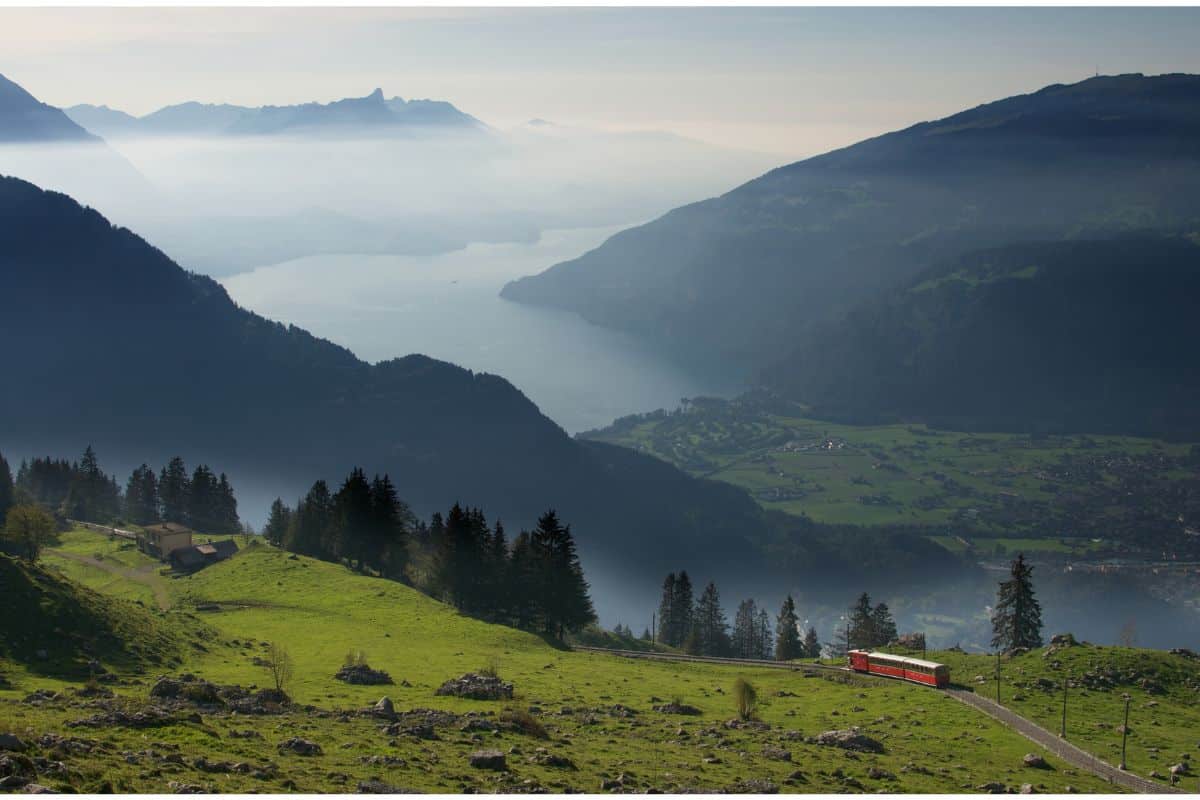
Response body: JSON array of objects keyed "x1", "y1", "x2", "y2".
[{"x1": 48, "y1": 549, "x2": 172, "y2": 611}]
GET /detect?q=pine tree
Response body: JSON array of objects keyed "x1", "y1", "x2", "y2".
[
  {"x1": 124, "y1": 464, "x2": 159, "y2": 525},
  {"x1": 871, "y1": 602, "x2": 898, "y2": 646},
  {"x1": 732, "y1": 599, "x2": 759, "y2": 658},
  {"x1": 332, "y1": 467, "x2": 373, "y2": 568},
  {"x1": 264, "y1": 498, "x2": 291, "y2": 547},
  {"x1": 756, "y1": 607, "x2": 773, "y2": 659},
  {"x1": 802, "y1": 626, "x2": 820, "y2": 659},
  {"x1": 694, "y1": 581, "x2": 730, "y2": 656},
  {"x1": 216, "y1": 473, "x2": 240, "y2": 534},
  {"x1": 63, "y1": 445, "x2": 119, "y2": 522},
  {"x1": 187, "y1": 465, "x2": 220, "y2": 532},
  {"x1": 847, "y1": 592, "x2": 876, "y2": 650},
  {"x1": 670, "y1": 571, "x2": 695, "y2": 649},
  {"x1": 159, "y1": 457, "x2": 189, "y2": 524},
  {"x1": 529, "y1": 509, "x2": 594, "y2": 639},
  {"x1": 775, "y1": 595, "x2": 802, "y2": 661},
  {"x1": 657, "y1": 573, "x2": 677, "y2": 646},
  {"x1": 287, "y1": 480, "x2": 332, "y2": 558},
  {"x1": 370, "y1": 473, "x2": 409, "y2": 580},
  {"x1": 508, "y1": 530, "x2": 537, "y2": 629},
  {"x1": 0, "y1": 451, "x2": 14, "y2": 526},
  {"x1": 991, "y1": 552, "x2": 1044, "y2": 652}
]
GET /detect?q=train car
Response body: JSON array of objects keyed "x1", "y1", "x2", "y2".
[{"x1": 847, "y1": 649, "x2": 950, "y2": 688}]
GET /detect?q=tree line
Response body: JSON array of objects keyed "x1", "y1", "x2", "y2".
[
  {"x1": 653, "y1": 572, "x2": 821, "y2": 660},
  {"x1": 263, "y1": 468, "x2": 596, "y2": 641},
  {"x1": 2, "y1": 446, "x2": 241, "y2": 534}
]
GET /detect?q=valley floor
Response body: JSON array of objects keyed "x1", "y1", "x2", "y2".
[{"x1": 1, "y1": 531, "x2": 1196, "y2": 793}]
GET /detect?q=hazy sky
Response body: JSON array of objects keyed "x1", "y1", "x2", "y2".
[{"x1": 4, "y1": 7, "x2": 1200, "y2": 158}]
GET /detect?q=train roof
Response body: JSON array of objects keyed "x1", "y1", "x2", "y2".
[{"x1": 849, "y1": 649, "x2": 946, "y2": 670}]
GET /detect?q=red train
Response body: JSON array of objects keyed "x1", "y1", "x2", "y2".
[{"x1": 848, "y1": 649, "x2": 950, "y2": 688}]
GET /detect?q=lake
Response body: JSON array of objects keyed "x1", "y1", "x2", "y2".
[{"x1": 222, "y1": 226, "x2": 741, "y2": 433}]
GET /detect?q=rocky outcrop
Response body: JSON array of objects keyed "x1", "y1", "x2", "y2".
[
  {"x1": 435, "y1": 673, "x2": 513, "y2": 700},
  {"x1": 468, "y1": 750, "x2": 507, "y2": 770},
  {"x1": 277, "y1": 738, "x2": 322, "y2": 757},
  {"x1": 811, "y1": 728, "x2": 885, "y2": 753},
  {"x1": 335, "y1": 664, "x2": 394, "y2": 686}
]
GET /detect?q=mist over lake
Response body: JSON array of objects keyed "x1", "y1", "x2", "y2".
[{"x1": 222, "y1": 225, "x2": 742, "y2": 433}]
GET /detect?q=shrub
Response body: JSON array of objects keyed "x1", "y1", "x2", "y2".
[
  {"x1": 478, "y1": 658, "x2": 500, "y2": 679},
  {"x1": 343, "y1": 649, "x2": 369, "y2": 668},
  {"x1": 501, "y1": 706, "x2": 548, "y2": 739},
  {"x1": 733, "y1": 677, "x2": 758, "y2": 720}
]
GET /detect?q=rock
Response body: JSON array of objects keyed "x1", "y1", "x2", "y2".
[
  {"x1": 1149, "y1": 770, "x2": 1164, "y2": 780},
  {"x1": 1023, "y1": 753, "x2": 1049, "y2": 769},
  {"x1": 1169, "y1": 763, "x2": 1190, "y2": 776},
  {"x1": 1019, "y1": 783, "x2": 1037, "y2": 793},
  {"x1": 372, "y1": 697, "x2": 395, "y2": 717},
  {"x1": 167, "y1": 781, "x2": 209, "y2": 794},
  {"x1": 0, "y1": 734, "x2": 28, "y2": 753},
  {"x1": 435, "y1": 673, "x2": 513, "y2": 701},
  {"x1": 528, "y1": 752, "x2": 576, "y2": 769},
  {"x1": 867, "y1": 767, "x2": 895, "y2": 780},
  {"x1": 761, "y1": 746, "x2": 791, "y2": 762},
  {"x1": 812, "y1": 728, "x2": 885, "y2": 753},
  {"x1": 1049, "y1": 633, "x2": 1076, "y2": 646},
  {"x1": 334, "y1": 664, "x2": 393, "y2": 686},
  {"x1": 976, "y1": 782, "x2": 1008, "y2": 793},
  {"x1": 725, "y1": 779, "x2": 779, "y2": 793},
  {"x1": 652, "y1": 702, "x2": 702, "y2": 716},
  {"x1": 1063, "y1": 785, "x2": 1079, "y2": 793},
  {"x1": 468, "y1": 750, "x2": 507, "y2": 770},
  {"x1": 1169, "y1": 648, "x2": 1197, "y2": 660},
  {"x1": 21, "y1": 784, "x2": 54, "y2": 794},
  {"x1": 150, "y1": 675, "x2": 222, "y2": 705},
  {"x1": 356, "y1": 780, "x2": 415, "y2": 794},
  {"x1": 277, "y1": 738, "x2": 323, "y2": 757}
]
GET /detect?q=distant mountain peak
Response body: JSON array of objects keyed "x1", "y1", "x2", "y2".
[
  {"x1": 0, "y1": 72, "x2": 98, "y2": 142},
  {"x1": 367, "y1": 88, "x2": 384, "y2": 102}
]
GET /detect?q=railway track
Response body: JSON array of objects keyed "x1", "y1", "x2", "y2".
[{"x1": 574, "y1": 645, "x2": 1182, "y2": 794}]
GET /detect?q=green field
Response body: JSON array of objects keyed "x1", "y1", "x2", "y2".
[
  {"x1": 6, "y1": 532, "x2": 1192, "y2": 792},
  {"x1": 583, "y1": 397, "x2": 1197, "y2": 547}
]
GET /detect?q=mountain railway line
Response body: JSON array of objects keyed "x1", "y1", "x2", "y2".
[{"x1": 574, "y1": 645, "x2": 1182, "y2": 794}]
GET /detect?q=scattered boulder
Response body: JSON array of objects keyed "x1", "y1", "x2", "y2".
[
  {"x1": 22, "y1": 784, "x2": 54, "y2": 794},
  {"x1": 527, "y1": 750, "x2": 576, "y2": 769},
  {"x1": 0, "y1": 754, "x2": 36, "y2": 786},
  {"x1": 371, "y1": 697, "x2": 395, "y2": 718},
  {"x1": 867, "y1": 767, "x2": 896, "y2": 780},
  {"x1": 435, "y1": 673, "x2": 513, "y2": 701},
  {"x1": 1019, "y1": 783, "x2": 1037, "y2": 793},
  {"x1": 1049, "y1": 633, "x2": 1077, "y2": 646},
  {"x1": 652, "y1": 702, "x2": 702, "y2": 716},
  {"x1": 725, "y1": 779, "x2": 779, "y2": 793},
  {"x1": 812, "y1": 728, "x2": 885, "y2": 753},
  {"x1": 151, "y1": 675, "x2": 222, "y2": 705},
  {"x1": 277, "y1": 738, "x2": 322, "y2": 757},
  {"x1": 1169, "y1": 648, "x2": 1196, "y2": 660},
  {"x1": 468, "y1": 749, "x2": 507, "y2": 771},
  {"x1": 0, "y1": 734, "x2": 28, "y2": 753},
  {"x1": 761, "y1": 746, "x2": 791, "y2": 762},
  {"x1": 1023, "y1": 753, "x2": 1049, "y2": 769},
  {"x1": 976, "y1": 782, "x2": 1008, "y2": 793},
  {"x1": 334, "y1": 664, "x2": 394, "y2": 686}
]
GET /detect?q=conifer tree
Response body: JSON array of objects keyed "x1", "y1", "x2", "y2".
[
  {"x1": 775, "y1": 595, "x2": 802, "y2": 661},
  {"x1": 159, "y1": 457, "x2": 189, "y2": 524},
  {"x1": 332, "y1": 467, "x2": 373, "y2": 568},
  {"x1": 991, "y1": 552, "x2": 1044, "y2": 651},
  {"x1": 370, "y1": 473, "x2": 409, "y2": 580},
  {"x1": 124, "y1": 464, "x2": 160, "y2": 525},
  {"x1": 756, "y1": 607, "x2": 773, "y2": 659},
  {"x1": 694, "y1": 581, "x2": 730, "y2": 656},
  {"x1": 847, "y1": 592, "x2": 876, "y2": 650},
  {"x1": 287, "y1": 480, "x2": 332, "y2": 557},
  {"x1": 264, "y1": 498, "x2": 291, "y2": 546},
  {"x1": 530, "y1": 509, "x2": 594, "y2": 639},
  {"x1": 802, "y1": 626, "x2": 820, "y2": 659},
  {"x1": 670, "y1": 571, "x2": 695, "y2": 648},
  {"x1": 657, "y1": 573, "x2": 677, "y2": 645},
  {"x1": 508, "y1": 530, "x2": 537, "y2": 629},
  {"x1": 871, "y1": 602, "x2": 898, "y2": 646},
  {"x1": 732, "y1": 598, "x2": 759, "y2": 658},
  {"x1": 216, "y1": 473, "x2": 240, "y2": 533},
  {"x1": 0, "y1": 451, "x2": 14, "y2": 526}
]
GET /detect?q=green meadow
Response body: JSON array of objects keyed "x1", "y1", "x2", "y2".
[{"x1": 3, "y1": 531, "x2": 1182, "y2": 792}]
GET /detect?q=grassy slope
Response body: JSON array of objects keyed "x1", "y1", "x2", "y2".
[
  {"x1": 0, "y1": 536, "x2": 1136, "y2": 793},
  {"x1": 584, "y1": 403, "x2": 1193, "y2": 538},
  {"x1": 937, "y1": 644, "x2": 1200, "y2": 784}
]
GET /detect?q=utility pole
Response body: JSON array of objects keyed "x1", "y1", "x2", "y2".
[
  {"x1": 1119, "y1": 693, "x2": 1131, "y2": 770},
  {"x1": 1060, "y1": 674, "x2": 1068, "y2": 738}
]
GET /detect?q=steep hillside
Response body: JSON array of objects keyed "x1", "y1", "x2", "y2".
[
  {"x1": 0, "y1": 553, "x2": 210, "y2": 679},
  {"x1": 766, "y1": 235, "x2": 1200, "y2": 437},
  {"x1": 502, "y1": 73, "x2": 1200, "y2": 378},
  {"x1": 0, "y1": 544, "x2": 1129, "y2": 793},
  {"x1": 0, "y1": 72, "x2": 97, "y2": 142},
  {"x1": 0, "y1": 175, "x2": 784, "y2": 623}
]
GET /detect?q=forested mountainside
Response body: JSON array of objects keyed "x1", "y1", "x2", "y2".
[
  {"x1": 0, "y1": 176, "x2": 965, "y2": 621},
  {"x1": 765, "y1": 235, "x2": 1200, "y2": 437},
  {"x1": 502, "y1": 74, "x2": 1200, "y2": 394}
]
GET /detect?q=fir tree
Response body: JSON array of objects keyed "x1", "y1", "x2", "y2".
[
  {"x1": 694, "y1": 581, "x2": 730, "y2": 656},
  {"x1": 159, "y1": 457, "x2": 189, "y2": 524},
  {"x1": 847, "y1": 592, "x2": 876, "y2": 650},
  {"x1": 670, "y1": 571, "x2": 695, "y2": 649},
  {"x1": 529, "y1": 509, "x2": 594, "y2": 639},
  {"x1": 0, "y1": 451, "x2": 14, "y2": 526},
  {"x1": 286, "y1": 480, "x2": 332, "y2": 558},
  {"x1": 756, "y1": 607, "x2": 773, "y2": 659},
  {"x1": 123, "y1": 464, "x2": 160, "y2": 525},
  {"x1": 732, "y1": 598, "x2": 759, "y2": 658},
  {"x1": 871, "y1": 602, "x2": 898, "y2": 646},
  {"x1": 657, "y1": 573, "x2": 677, "y2": 646},
  {"x1": 991, "y1": 552, "x2": 1044, "y2": 652},
  {"x1": 802, "y1": 626, "x2": 820, "y2": 659},
  {"x1": 264, "y1": 498, "x2": 291, "y2": 546},
  {"x1": 775, "y1": 595, "x2": 803, "y2": 661},
  {"x1": 216, "y1": 473, "x2": 240, "y2": 533}
]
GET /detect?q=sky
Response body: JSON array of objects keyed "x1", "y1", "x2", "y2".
[{"x1": 3, "y1": 7, "x2": 1200, "y2": 158}]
